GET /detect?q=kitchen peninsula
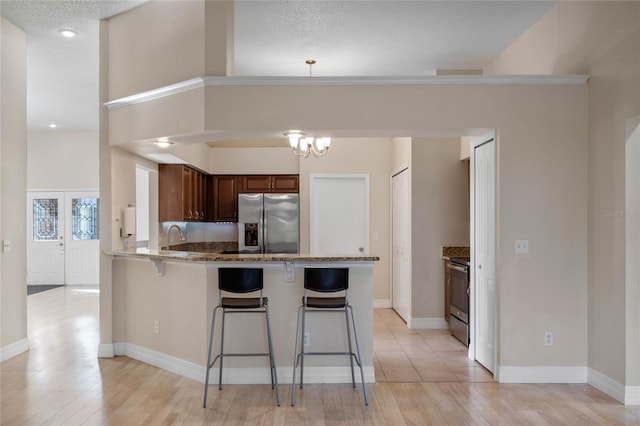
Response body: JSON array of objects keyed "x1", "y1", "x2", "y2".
[{"x1": 108, "y1": 249, "x2": 379, "y2": 386}]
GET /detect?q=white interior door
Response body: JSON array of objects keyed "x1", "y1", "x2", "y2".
[
  {"x1": 27, "y1": 192, "x2": 65, "y2": 285},
  {"x1": 392, "y1": 169, "x2": 411, "y2": 321},
  {"x1": 310, "y1": 174, "x2": 369, "y2": 256},
  {"x1": 474, "y1": 138, "x2": 496, "y2": 373},
  {"x1": 65, "y1": 192, "x2": 100, "y2": 285}
]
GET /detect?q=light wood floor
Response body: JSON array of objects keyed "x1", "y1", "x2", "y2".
[{"x1": 2, "y1": 286, "x2": 639, "y2": 425}]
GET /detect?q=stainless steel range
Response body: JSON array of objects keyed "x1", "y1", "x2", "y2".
[{"x1": 447, "y1": 257, "x2": 470, "y2": 346}]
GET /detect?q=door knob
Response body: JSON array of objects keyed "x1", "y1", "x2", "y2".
[
  {"x1": 359, "y1": 247, "x2": 364, "y2": 252},
  {"x1": 478, "y1": 264, "x2": 482, "y2": 269}
]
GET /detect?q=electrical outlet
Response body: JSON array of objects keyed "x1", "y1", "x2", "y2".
[
  {"x1": 544, "y1": 331, "x2": 553, "y2": 346},
  {"x1": 154, "y1": 320, "x2": 160, "y2": 335},
  {"x1": 303, "y1": 332, "x2": 310, "y2": 347},
  {"x1": 515, "y1": 240, "x2": 529, "y2": 254}
]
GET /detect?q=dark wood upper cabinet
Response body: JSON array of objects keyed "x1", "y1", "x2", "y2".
[
  {"x1": 159, "y1": 164, "x2": 207, "y2": 222},
  {"x1": 160, "y1": 167, "x2": 299, "y2": 223},
  {"x1": 240, "y1": 175, "x2": 299, "y2": 193},
  {"x1": 209, "y1": 175, "x2": 238, "y2": 222}
]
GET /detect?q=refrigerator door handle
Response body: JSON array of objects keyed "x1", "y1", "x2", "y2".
[{"x1": 261, "y1": 205, "x2": 266, "y2": 254}]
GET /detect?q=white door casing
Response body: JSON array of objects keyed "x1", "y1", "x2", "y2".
[
  {"x1": 472, "y1": 135, "x2": 497, "y2": 374},
  {"x1": 392, "y1": 168, "x2": 411, "y2": 322},
  {"x1": 27, "y1": 192, "x2": 65, "y2": 284},
  {"x1": 310, "y1": 174, "x2": 370, "y2": 256}
]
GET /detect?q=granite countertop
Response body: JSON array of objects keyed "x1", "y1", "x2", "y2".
[{"x1": 107, "y1": 248, "x2": 380, "y2": 263}]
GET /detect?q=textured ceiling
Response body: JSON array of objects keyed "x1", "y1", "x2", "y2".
[
  {"x1": 1, "y1": 0, "x2": 556, "y2": 131},
  {"x1": 0, "y1": 0, "x2": 147, "y2": 130},
  {"x1": 234, "y1": 1, "x2": 556, "y2": 76}
]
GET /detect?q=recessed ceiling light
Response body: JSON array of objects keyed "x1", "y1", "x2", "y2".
[
  {"x1": 49, "y1": 123, "x2": 57, "y2": 128},
  {"x1": 58, "y1": 29, "x2": 77, "y2": 38},
  {"x1": 154, "y1": 139, "x2": 173, "y2": 148}
]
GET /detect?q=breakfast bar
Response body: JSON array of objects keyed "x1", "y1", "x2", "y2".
[{"x1": 109, "y1": 249, "x2": 379, "y2": 385}]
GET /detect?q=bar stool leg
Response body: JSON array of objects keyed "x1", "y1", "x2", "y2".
[
  {"x1": 299, "y1": 306, "x2": 306, "y2": 389},
  {"x1": 348, "y1": 305, "x2": 368, "y2": 405},
  {"x1": 264, "y1": 307, "x2": 280, "y2": 406},
  {"x1": 203, "y1": 306, "x2": 220, "y2": 408},
  {"x1": 291, "y1": 305, "x2": 303, "y2": 406},
  {"x1": 218, "y1": 308, "x2": 227, "y2": 390},
  {"x1": 344, "y1": 307, "x2": 356, "y2": 388}
]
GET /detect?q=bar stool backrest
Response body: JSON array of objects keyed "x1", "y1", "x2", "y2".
[
  {"x1": 304, "y1": 268, "x2": 349, "y2": 293},
  {"x1": 218, "y1": 268, "x2": 263, "y2": 293}
]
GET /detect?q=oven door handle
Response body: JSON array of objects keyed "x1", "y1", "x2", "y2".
[{"x1": 447, "y1": 263, "x2": 468, "y2": 273}]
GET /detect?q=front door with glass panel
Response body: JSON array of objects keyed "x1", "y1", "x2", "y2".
[{"x1": 27, "y1": 191, "x2": 100, "y2": 285}]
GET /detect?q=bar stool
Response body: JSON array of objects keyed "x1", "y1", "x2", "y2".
[
  {"x1": 203, "y1": 268, "x2": 280, "y2": 407},
  {"x1": 291, "y1": 267, "x2": 368, "y2": 406}
]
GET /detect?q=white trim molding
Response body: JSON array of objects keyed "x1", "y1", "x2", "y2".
[
  {"x1": 0, "y1": 338, "x2": 29, "y2": 362},
  {"x1": 626, "y1": 386, "x2": 640, "y2": 405},
  {"x1": 588, "y1": 368, "x2": 640, "y2": 405},
  {"x1": 97, "y1": 343, "x2": 115, "y2": 358},
  {"x1": 588, "y1": 368, "x2": 625, "y2": 404},
  {"x1": 104, "y1": 75, "x2": 590, "y2": 110},
  {"x1": 116, "y1": 342, "x2": 375, "y2": 385},
  {"x1": 408, "y1": 317, "x2": 449, "y2": 330},
  {"x1": 498, "y1": 366, "x2": 588, "y2": 383}
]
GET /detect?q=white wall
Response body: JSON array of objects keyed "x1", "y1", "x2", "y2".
[
  {"x1": 1, "y1": 18, "x2": 28, "y2": 353},
  {"x1": 27, "y1": 129, "x2": 99, "y2": 190}
]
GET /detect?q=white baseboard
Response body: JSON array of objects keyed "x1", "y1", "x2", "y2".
[
  {"x1": 373, "y1": 299, "x2": 391, "y2": 308},
  {"x1": 408, "y1": 317, "x2": 448, "y2": 329},
  {"x1": 588, "y1": 368, "x2": 625, "y2": 403},
  {"x1": 587, "y1": 368, "x2": 640, "y2": 405},
  {"x1": 625, "y1": 386, "x2": 640, "y2": 405},
  {"x1": 125, "y1": 343, "x2": 204, "y2": 383},
  {"x1": 0, "y1": 338, "x2": 29, "y2": 362},
  {"x1": 97, "y1": 343, "x2": 114, "y2": 358},
  {"x1": 498, "y1": 366, "x2": 588, "y2": 383},
  {"x1": 119, "y1": 342, "x2": 375, "y2": 385}
]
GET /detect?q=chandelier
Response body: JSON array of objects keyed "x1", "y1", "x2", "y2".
[{"x1": 284, "y1": 131, "x2": 331, "y2": 158}]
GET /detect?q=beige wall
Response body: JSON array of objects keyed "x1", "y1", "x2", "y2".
[
  {"x1": 486, "y1": 0, "x2": 639, "y2": 387},
  {"x1": 298, "y1": 138, "x2": 392, "y2": 303},
  {"x1": 1, "y1": 18, "x2": 27, "y2": 349},
  {"x1": 111, "y1": 147, "x2": 158, "y2": 250},
  {"x1": 104, "y1": 0, "x2": 593, "y2": 375},
  {"x1": 209, "y1": 147, "x2": 298, "y2": 175},
  {"x1": 109, "y1": 81, "x2": 589, "y2": 371},
  {"x1": 27, "y1": 129, "x2": 99, "y2": 190},
  {"x1": 107, "y1": 1, "x2": 205, "y2": 99},
  {"x1": 411, "y1": 138, "x2": 469, "y2": 319}
]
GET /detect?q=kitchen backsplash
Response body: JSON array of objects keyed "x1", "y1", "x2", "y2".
[{"x1": 160, "y1": 222, "x2": 238, "y2": 248}]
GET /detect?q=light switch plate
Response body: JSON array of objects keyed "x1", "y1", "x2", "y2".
[{"x1": 515, "y1": 240, "x2": 529, "y2": 254}]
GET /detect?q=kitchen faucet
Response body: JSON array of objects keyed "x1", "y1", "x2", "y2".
[{"x1": 165, "y1": 224, "x2": 186, "y2": 250}]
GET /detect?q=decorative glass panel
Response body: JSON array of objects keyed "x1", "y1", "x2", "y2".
[
  {"x1": 33, "y1": 199, "x2": 59, "y2": 241},
  {"x1": 72, "y1": 198, "x2": 99, "y2": 240}
]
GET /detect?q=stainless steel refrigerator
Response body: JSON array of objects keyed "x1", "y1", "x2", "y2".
[{"x1": 237, "y1": 193, "x2": 299, "y2": 254}]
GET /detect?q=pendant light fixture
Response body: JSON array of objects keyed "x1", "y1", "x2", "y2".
[{"x1": 284, "y1": 131, "x2": 331, "y2": 158}]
